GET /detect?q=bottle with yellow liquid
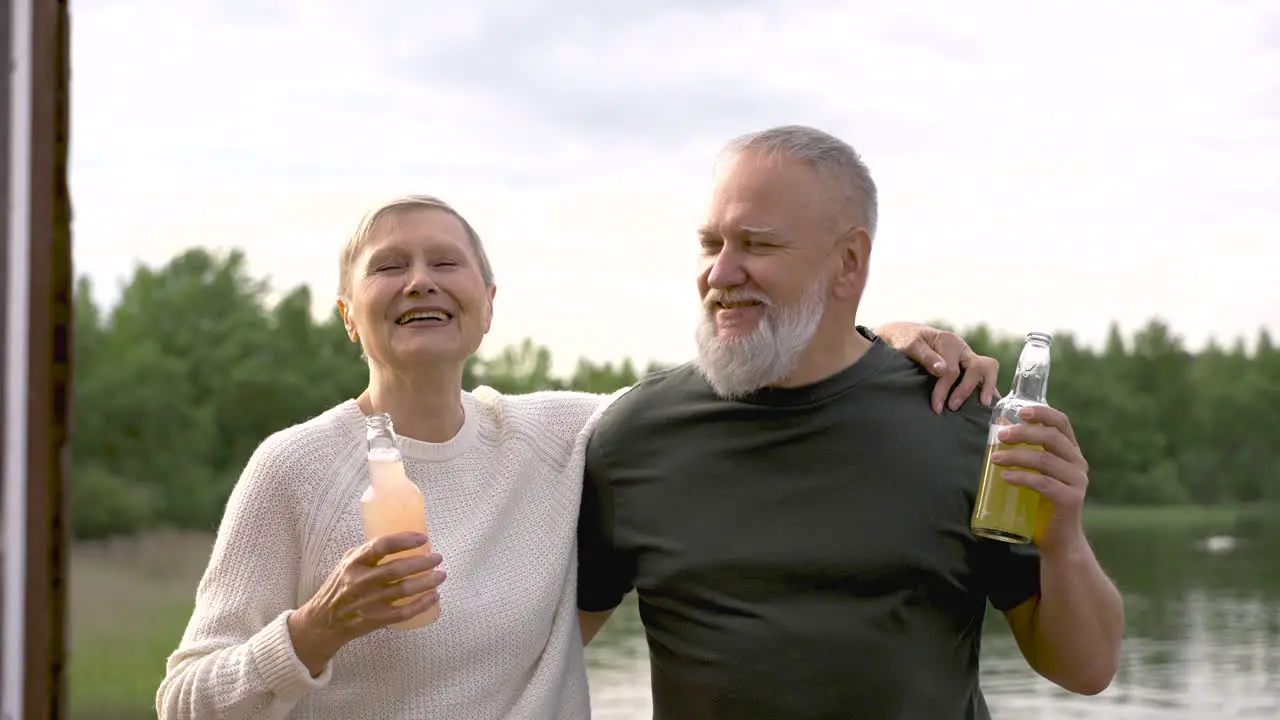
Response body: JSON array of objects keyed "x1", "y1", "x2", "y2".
[
  {"x1": 971, "y1": 331, "x2": 1053, "y2": 545},
  {"x1": 359, "y1": 412, "x2": 440, "y2": 629}
]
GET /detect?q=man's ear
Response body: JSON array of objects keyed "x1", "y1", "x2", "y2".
[{"x1": 832, "y1": 226, "x2": 872, "y2": 302}]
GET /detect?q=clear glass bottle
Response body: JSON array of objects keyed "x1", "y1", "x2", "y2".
[
  {"x1": 359, "y1": 413, "x2": 440, "y2": 629},
  {"x1": 971, "y1": 332, "x2": 1053, "y2": 544}
]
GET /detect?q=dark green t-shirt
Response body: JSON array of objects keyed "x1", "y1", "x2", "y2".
[{"x1": 577, "y1": 332, "x2": 1041, "y2": 720}]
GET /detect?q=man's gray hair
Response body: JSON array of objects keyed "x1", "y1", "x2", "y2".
[{"x1": 720, "y1": 125, "x2": 878, "y2": 238}]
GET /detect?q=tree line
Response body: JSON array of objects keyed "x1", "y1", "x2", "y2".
[{"x1": 69, "y1": 248, "x2": 1280, "y2": 539}]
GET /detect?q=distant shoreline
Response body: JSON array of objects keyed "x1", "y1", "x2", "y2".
[{"x1": 1084, "y1": 502, "x2": 1275, "y2": 532}]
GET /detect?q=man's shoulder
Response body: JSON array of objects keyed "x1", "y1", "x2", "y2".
[
  {"x1": 868, "y1": 344, "x2": 990, "y2": 417},
  {"x1": 863, "y1": 342, "x2": 941, "y2": 396},
  {"x1": 821, "y1": 344, "x2": 993, "y2": 464},
  {"x1": 596, "y1": 363, "x2": 703, "y2": 425},
  {"x1": 624, "y1": 362, "x2": 705, "y2": 402}
]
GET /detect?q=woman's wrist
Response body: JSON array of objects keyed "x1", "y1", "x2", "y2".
[{"x1": 286, "y1": 606, "x2": 340, "y2": 677}]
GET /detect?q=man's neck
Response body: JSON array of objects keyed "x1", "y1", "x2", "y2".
[
  {"x1": 772, "y1": 324, "x2": 873, "y2": 390},
  {"x1": 358, "y1": 364, "x2": 466, "y2": 443}
]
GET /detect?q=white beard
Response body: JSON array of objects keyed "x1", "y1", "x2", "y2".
[{"x1": 694, "y1": 276, "x2": 829, "y2": 399}]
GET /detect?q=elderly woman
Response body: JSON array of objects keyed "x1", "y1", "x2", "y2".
[{"x1": 155, "y1": 195, "x2": 999, "y2": 720}]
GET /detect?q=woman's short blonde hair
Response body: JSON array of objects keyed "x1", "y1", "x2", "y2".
[{"x1": 338, "y1": 194, "x2": 495, "y2": 300}]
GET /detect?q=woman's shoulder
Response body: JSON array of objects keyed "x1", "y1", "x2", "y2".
[
  {"x1": 466, "y1": 386, "x2": 628, "y2": 439},
  {"x1": 241, "y1": 400, "x2": 364, "y2": 487}
]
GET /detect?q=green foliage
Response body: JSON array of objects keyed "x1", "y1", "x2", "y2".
[
  {"x1": 962, "y1": 319, "x2": 1280, "y2": 506},
  {"x1": 69, "y1": 249, "x2": 652, "y2": 539},
  {"x1": 68, "y1": 248, "x2": 1280, "y2": 539}
]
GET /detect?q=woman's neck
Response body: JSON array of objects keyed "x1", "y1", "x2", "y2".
[{"x1": 357, "y1": 364, "x2": 466, "y2": 443}]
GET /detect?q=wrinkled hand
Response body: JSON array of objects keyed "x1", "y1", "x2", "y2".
[
  {"x1": 875, "y1": 321, "x2": 1000, "y2": 414},
  {"x1": 288, "y1": 532, "x2": 445, "y2": 675},
  {"x1": 989, "y1": 405, "x2": 1090, "y2": 556}
]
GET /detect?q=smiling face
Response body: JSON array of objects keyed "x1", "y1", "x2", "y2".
[
  {"x1": 339, "y1": 206, "x2": 495, "y2": 371},
  {"x1": 694, "y1": 148, "x2": 871, "y2": 398},
  {"x1": 697, "y1": 151, "x2": 837, "y2": 338}
]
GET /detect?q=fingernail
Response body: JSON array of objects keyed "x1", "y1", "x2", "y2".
[
  {"x1": 949, "y1": 397, "x2": 961, "y2": 411},
  {"x1": 1018, "y1": 406, "x2": 1034, "y2": 419},
  {"x1": 990, "y1": 452, "x2": 1007, "y2": 464},
  {"x1": 998, "y1": 429, "x2": 1010, "y2": 441},
  {"x1": 1001, "y1": 469, "x2": 1016, "y2": 480},
  {"x1": 932, "y1": 360, "x2": 945, "y2": 375}
]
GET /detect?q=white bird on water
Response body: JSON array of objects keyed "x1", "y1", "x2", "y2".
[{"x1": 1200, "y1": 535, "x2": 1237, "y2": 553}]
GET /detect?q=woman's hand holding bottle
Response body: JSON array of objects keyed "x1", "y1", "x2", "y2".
[{"x1": 287, "y1": 532, "x2": 445, "y2": 676}]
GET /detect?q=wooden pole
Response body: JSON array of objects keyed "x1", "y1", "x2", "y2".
[{"x1": 2, "y1": 0, "x2": 71, "y2": 717}]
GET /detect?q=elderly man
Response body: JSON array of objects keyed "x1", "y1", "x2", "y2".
[{"x1": 576, "y1": 126, "x2": 1124, "y2": 719}]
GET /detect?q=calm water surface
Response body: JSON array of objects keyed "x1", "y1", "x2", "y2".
[{"x1": 584, "y1": 518, "x2": 1280, "y2": 719}]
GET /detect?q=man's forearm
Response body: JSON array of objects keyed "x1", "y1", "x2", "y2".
[
  {"x1": 1032, "y1": 539, "x2": 1125, "y2": 694},
  {"x1": 578, "y1": 609, "x2": 615, "y2": 645}
]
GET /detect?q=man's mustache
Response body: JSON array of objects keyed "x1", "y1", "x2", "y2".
[{"x1": 702, "y1": 289, "x2": 773, "y2": 312}]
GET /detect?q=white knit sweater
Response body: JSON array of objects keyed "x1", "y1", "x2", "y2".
[{"x1": 156, "y1": 386, "x2": 617, "y2": 720}]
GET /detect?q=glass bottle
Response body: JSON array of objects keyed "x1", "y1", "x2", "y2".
[
  {"x1": 971, "y1": 331, "x2": 1053, "y2": 545},
  {"x1": 359, "y1": 413, "x2": 439, "y2": 629}
]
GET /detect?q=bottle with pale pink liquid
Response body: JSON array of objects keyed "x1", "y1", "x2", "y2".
[{"x1": 359, "y1": 412, "x2": 440, "y2": 629}]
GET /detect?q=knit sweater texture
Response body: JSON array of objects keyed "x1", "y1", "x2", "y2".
[{"x1": 156, "y1": 386, "x2": 616, "y2": 720}]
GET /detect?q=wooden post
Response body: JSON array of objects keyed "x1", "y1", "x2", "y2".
[{"x1": 2, "y1": 0, "x2": 71, "y2": 718}]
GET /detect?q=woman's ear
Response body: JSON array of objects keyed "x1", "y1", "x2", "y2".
[
  {"x1": 337, "y1": 298, "x2": 358, "y2": 342},
  {"x1": 482, "y1": 284, "x2": 498, "y2": 335}
]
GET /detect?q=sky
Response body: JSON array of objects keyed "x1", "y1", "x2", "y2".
[{"x1": 70, "y1": 0, "x2": 1280, "y2": 374}]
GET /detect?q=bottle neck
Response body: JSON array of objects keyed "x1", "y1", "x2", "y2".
[
  {"x1": 1009, "y1": 371, "x2": 1048, "y2": 403},
  {"x1": 1009, "y1": 342, "x2": 1051, "y2": 403},
  {"x1": 366, "y1": 412, "x2": 400, "y2": 458}
]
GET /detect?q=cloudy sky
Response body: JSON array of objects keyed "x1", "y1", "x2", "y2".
[{"x1": 71, "y1": 0, "x2": 1280, "y2": 373}]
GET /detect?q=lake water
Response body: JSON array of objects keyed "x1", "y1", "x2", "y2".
[{"x1": 583, "y1": 517, "x2": 1280, "y2": 719}]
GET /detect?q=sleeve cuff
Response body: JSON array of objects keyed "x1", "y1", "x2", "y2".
[
  {"x1": 248, "y1": 610, "x2": 333, "y2": 700},
  {"x1": 987, "y1": 543, "x2": 1042, "y2": 612},
  {"x1": 578, "y1": 600, "x2": 622, "y2": 613},
  {"x1": 578, "y1": 588, "x2": 628, "y2": 614}
]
